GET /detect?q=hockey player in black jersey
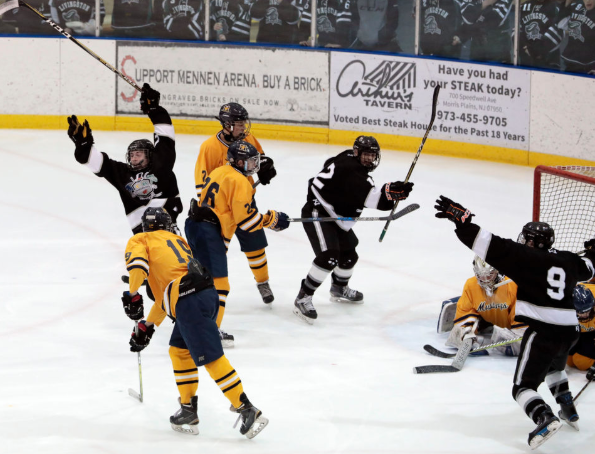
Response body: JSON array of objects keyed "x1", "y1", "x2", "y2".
[
  {"x1": 519, "y1": 0, "x2": 563, "y2": 70},
  {"x1": 559, "y1": 0, "x2": 595, "y2": 74},
  {"x1": 67, "y1": 83, "x2": 183, "y2": 235},
  {"x1": 293, "y1": 136, "x2": 414, "y2": 324},
  {"x1": 435, "y1": 195, "x2": 595, "y2": 449}
]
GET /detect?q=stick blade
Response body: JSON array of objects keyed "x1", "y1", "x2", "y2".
[
  {"x1": 128, "y1": 388, "x2": 143, "y2": 402},
  {"x1": 423, "y1": 344, "x2": 456, "y2": 358},
  {"x1": 0, "y1": 0, "x2": 19, "y2": 14},
  {"x1": 389, "y1": 203, "x2": 420, "y2": 221},
  {"x1": 413, "y1": 365, "x2": 460, "y2": 374}
]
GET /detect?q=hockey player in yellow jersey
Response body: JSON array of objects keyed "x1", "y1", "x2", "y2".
[
  {"x1": 186, "y1": 140, "x2": 289, "y2": 347},
  {"x1": 567, "y1": 284, "x2": 595, "y2": 381},
  {"x1": 440, "y1": 256, "x2": 526, "y2": 355},
  {"x1": 121, "y1": 207, "x2": 268, "y2": 438},
  {"x1": 194, "y1": 102, "x2": 278, "y2": 310}
]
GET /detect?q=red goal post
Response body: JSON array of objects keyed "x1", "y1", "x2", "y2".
[{"x1": 533, "y1": 165, "x2": 595, "y2": 253}]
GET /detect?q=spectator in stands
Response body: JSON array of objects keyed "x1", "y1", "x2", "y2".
[
  {"x1": 7, "y1": 0, "x2": 54, "y2": 35},
  {"x1": 417, "y1": 0, "x2": 462, "y2": 58},
  {"x1": 156, "y1": 0, "x2": 205, "y2": 40},
  {"x1": 350, "y1": 0, "x2": 402, "y2": 52},
  {"x1": 518, "y1": 0, "x2": 562, "y2": 70},
  {"x1": 49, "y1": 0, "x2": 105, "y2": 36},
  {"x1": 250, "y1": 0, "x2": 301, "y2": 44},
  {"x1": 210, "y1": 0, "x2": 252, "y2": 42},
  {"x1": 558, "y1": 0, "x2": 595, "y2": 74},
  {"x1": 295, "y1": 0, "x2": 354, "y2": 48},
  {"x1": 110, "y1": 0, "x2": 158, "y2": 38}
]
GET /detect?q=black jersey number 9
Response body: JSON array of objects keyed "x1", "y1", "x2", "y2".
[
  {"x1": 546, "y1": 266, "x2": 566, "y2": 300},
  {"x1": 167, "y1": 239, "x2": 192, "y2": 264},
  {"x1": 202, "y1": 178, "x2": 220, "y2": 208}
]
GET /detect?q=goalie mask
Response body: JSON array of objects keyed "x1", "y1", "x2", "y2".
[
  {"x1": 573, "y1": 285, "x2": 595, "y2": 323},
  {"x1": 517, "y1": 221, "x2": 555, "y2": 250},
  {"x1": 353, "y1": 135, "x2": 381, "y2": 171},
  {"x1": 218, "y1": 102, "x2": 251, "y2": 142},
  {"x1": 473, "y1": 256, "x2": 499, "y2": 296},
  {"x1": 126, "y1": 139, "x2": 154, "y2": 171},
  {"x1": 141, "y1": 207, "x2": 172, "y2": 232},
  {"x1": 227, "y1": 140, "x2": 260, "y2": 176}
]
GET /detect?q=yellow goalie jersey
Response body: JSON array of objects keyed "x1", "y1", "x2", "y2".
[
  {"x1": 199, "y1": 164, "x2": 270, "y2": 248},
  {"x1": 125, "y1": 229, "x2": 193, "y2": 325},
  {"x1": 194, "y1": 132, "x2": 263, "y2": 198},
  {"x1": 454, "y1": 277, "x2": 524, "y2": 329}
]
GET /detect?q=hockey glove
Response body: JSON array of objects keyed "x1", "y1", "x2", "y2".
[
  {"x1": 263, "y1": 210, "x2": 290, "y2": 232},
  {"x1": 122, "y1": 291, "x2": 144, "y2": 321},
  {"x1": 435, "y1": 195, "x2": 474, "y2": 226},
  {"x1": 584, "y1": 238, "x2": 595, "y2": 251},
  {"x1": 67, "y1": 115, "x2": 94, "y2": 148},
  {"x1": 257, "y1": 155, "x2": 277, "y2": 185},
  {"x1": 130, "y1": 320, "x2": 155, "y2": 352},
  {"x1": 383, "y1": 181, "x2": 414, "y2": 202},
  {"x1": 140, "y1": 83, "x2": 161, "y2": 114}
]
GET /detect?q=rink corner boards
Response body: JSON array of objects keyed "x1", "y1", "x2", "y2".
[{"x1": 1, "y1": 114, "x2": 594, "y2": 168}]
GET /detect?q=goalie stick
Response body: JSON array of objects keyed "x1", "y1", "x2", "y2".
[
  {"x1": 128, "y1": 321, "x2": 144, "y2": 403},
  {"x1": 5, "y1": 0, "x2": 141, "y2": 91},
  {"x1": 290, "y1": 203, "x2": 420, "y2": 223},
  {"x1": 423, "y1": 336, "x2": 523, "y2": 358},
  {"x1": 379, "y1": 84, "x2": 441, "y2": 242}
]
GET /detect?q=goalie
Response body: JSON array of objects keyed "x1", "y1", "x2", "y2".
[{"x1": 438, "y1": 256, "x2": 527, "y2": 356}]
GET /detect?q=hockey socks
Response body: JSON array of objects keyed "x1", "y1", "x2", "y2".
[
  {"x1": 205, "y1": 355, "x2": 244, "y2": 409},
  {"x1": 214, "y1": 276, "x2": 230, "y2": 328},
  {"x1": 169, "y1": 346, "x2": 198, "y2": 405},
  {"x1": 245, "y1": 249, "x2": 269, "y2": 283}
]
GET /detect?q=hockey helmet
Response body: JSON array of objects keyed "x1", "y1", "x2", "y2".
[
  {"x1": 218, "y1": 102, "x2": 251, "y2": 142},
  {"x1": 227, "y1": 140, "x2": 260, "y2": 176},
  {"x1": 141, "y1": 207, "x2": 172, "y2": 233},
  {"x1": 353, "y1": 135, "x2": 381, "y2": 171},
  {"x1": 517, "y1": 221, "x2": 555, "y2": 249},
  {"x1": 573, "y1": 285, "x2": 595, "y2": 322},
  {"x1": 473, "y1": 256, "x2": 499, "y2": 296},
  {"x1": 126, "y1": 139, "x2": 154, "y2": 171}
]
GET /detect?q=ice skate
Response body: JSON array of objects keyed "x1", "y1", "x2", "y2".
[
  {"x1": 257, "y1": 281, "x2": 274, "y2": 304},
  {"x1": 170, "y1": 396, "x2": 199, "y2": 435},
  {"x1": 231, "y1": 394, "x2": 269, "y2": 439},
  {"x1": 219, "y1": 328, "x2": 235, "y2": 348},
  {"x1": 293, "y1": 288, "x2": 317, "y2": 324},
  {"x1": 558, "y1": 393, "x2": 579, "y2": 431},
  {"x1": 330, "y1": 283, "x2": 363, "y2": 303},
  {"x1": 528, "y1": 410, "x2": 561, "y2": 449}
]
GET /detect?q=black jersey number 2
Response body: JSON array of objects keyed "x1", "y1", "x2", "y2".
[
  {"x1": 546, "y1": 266, "x2": 566, "y2": 300},
  {"x1": 167, "y1": 239, "x2": 192, "y2": 264}
]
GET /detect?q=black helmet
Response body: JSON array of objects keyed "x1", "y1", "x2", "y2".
[
  {"x1": 218, "y1": 102, "x2": 251, "y2": 142},
  {"x1": 227, "y1": 140, "x2": 260, "y2": 176},
  {"x1": 353, "y1": 135, "x2": 381, "y2": 171},
  {"x1": 141, "y1": 207, "x2": 172, "y2": 232},
  {"x1": 126, "y1": 139, "x2": 154, "y2": 171},
  {"x1": 517, "y1": 221, "x2": 555, "y2": 249}
]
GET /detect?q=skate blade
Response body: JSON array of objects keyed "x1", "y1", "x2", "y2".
[
  {"x1": 559, "y1": 412, "x2": 580, "y2": 431},
  {"x1": 128, "y1": 388, "x2": 142, "y2": 402},
  {"x1": 171, "y1": 423, "x2": 199, "y2": 435},
  {"x1": 330, "y1": 296, "x2": 364, "y2": 304},
  {"x1": 293, "y1": 307, "x2": 315, "y2": 325},
  {"x1": 221, "y1": 339, "x2": 235, "y2": 348},
  {"x1": 529, "y1": 420, "x2": 561, "y2": 450},
  {"x1": 245, "y1": 415, "x2": 269, "y2": 439}
]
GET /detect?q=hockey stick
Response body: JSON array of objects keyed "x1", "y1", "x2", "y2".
[
  {"x1": 9, "y1": 0, "x2": 141, "y2": 91},
  {"x1": 423, "y1": 336, "x2": 523, "y2": 359},
  {"x1": 379, "y1": 84, "x2": 441, "y2": 243},
  {"x1": 413, "y1": 336, "x2": 473, "y2": 374},
  {"x1": 573, "y1": 379, "x2": 592, "y2": 403},
  {"x1": 128, "y1": 321, "x2": 144, "y2": 403},
  {"x1": 290, "y1": 203, "x2": 419, "y2": 223}
]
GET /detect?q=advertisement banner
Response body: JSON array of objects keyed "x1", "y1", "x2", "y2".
[
  {"x1": 330, "y1": 53, "x2": 531, "y2": 150},
  {"x1": 116, "y1": 42, "x2": 329, "y2": 125}
]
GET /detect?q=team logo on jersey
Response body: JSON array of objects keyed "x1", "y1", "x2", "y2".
[
  {"x1": 265, "y1": 7, "x2": 283, "y2": 25},
  {"x1": 525, "y1": 22, "x2": 542, "y2": 41},
  {"x1": 424, "y1": 16, "x2": 441, "y2": 35},
  {"x1": 568, "y1": 21, "x2": 585, "y2": 42},
  {"x1": 317, "y1": 15, "x2": 335, "y2": 33},
  {"x1": 125, "y1": 172, "x2": 162, "y2": 200},
  {"x1": 63, "y1": 9, "x2": 81, "y2": 22},
  {"x1": 477, "y1": 301, "x2": 509, "y2": 311}
]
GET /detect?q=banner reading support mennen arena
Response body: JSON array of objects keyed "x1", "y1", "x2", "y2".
[
  {"x1": 116, "y1": 42, "x2": 329, "y2": 125},
  {"x1": 330, "y1": 52, "x2": 531, "y2": 150}
]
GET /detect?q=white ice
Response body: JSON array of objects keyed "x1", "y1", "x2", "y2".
[{"x1": 0, "y1": 128, "x2": 591, "y2": 454}]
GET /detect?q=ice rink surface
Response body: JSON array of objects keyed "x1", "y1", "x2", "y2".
[{"x1": 0, "y1": 128, "x2": 592, "y2": 454}]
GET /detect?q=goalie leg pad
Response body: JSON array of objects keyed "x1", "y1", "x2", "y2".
[{"x1": 437, "y1": 297, "x2": 459, "y2": 334}]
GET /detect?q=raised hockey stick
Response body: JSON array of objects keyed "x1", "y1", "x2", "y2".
[
  {"x1": 128, "y1": 321, "x2": 144, "y2": 403},
  {"x1": 423, "y1": 336, "x2": 523, "y2": 359},
  {"x1": 379, "y1": 84, "x2": 441, "y2": 243},
  {"x1": 290, "y1": 203, "x2": 420, "y2": 223},
  {"x1": 7, "y1": 0, "x2": 141, "y2": 91}
]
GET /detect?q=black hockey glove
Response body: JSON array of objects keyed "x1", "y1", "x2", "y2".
[
  {"x1": 257, "y1": 155, "x2": 277, "y2": 185},
  {"x1": 383, "y1": 181, "x2": 414, "y2": 202},
  {"x1": 435, "y1": 195, "x2": 474, "y2": 226},
  {"x1": 130, "y1": 320, "x2": 155, "y2": 352},
  {"x1": 122, "y1": 291, "x2": 144, "y2": 321},
  {"x1": 140, "y1": 83, "x2": 160, "y2": 114},
  {"x1": 67, "y1": 115, "x2": 94, "y2": 148},
  {"x1": 264, "y1": 210, "x2": 290, "y2": 232},
  {"x1": 584, "y1": 238, "x2": 595, "y2": 251},
  {"x1": 188, "y1": 198, "x2": 220, "y2": 225}
]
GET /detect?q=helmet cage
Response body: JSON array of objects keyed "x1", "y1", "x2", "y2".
[
  {"x1": 573, "y1": 285, "x2": 595, "y2": 323},
  {"x1": 473, "y1": 256, "x2": 499, "y2": 295},
  {"x1": 227, "y1": 141, "x2": 261, "y2": 176}
]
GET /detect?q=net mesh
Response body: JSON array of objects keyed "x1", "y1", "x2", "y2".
[{"x1": 536, "y1": 166, "x2": 595, "y2": 253}]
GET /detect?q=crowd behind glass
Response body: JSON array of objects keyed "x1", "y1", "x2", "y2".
[{"x1": 1, "y1": 0, "x2": 594, "y2": 75}]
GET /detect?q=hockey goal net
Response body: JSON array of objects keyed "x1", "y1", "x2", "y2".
[{"x1": 534, "y1": 166, "x2": 595, "y2": 253}]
